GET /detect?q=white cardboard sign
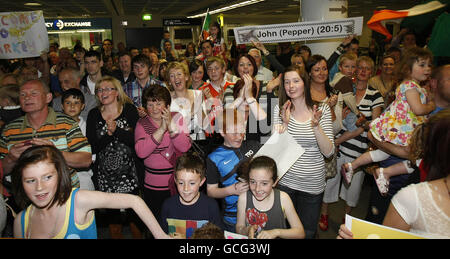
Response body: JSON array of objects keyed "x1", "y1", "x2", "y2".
[{"x1": 234, "y1": 16, "x2": 363, "y2": 44}]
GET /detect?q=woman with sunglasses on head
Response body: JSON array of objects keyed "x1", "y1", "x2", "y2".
[{"x1": 86, "y1": 76, "x2": 143, "y2": 239}]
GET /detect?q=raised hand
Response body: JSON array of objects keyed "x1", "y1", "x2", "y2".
[
  {"x1": 266, "y1": 73, "x2": 282, "y2": 93},
  {"x1": 242, "y1": 74, "x2": 254, "y2": 101},
  {"x1": 281, "y1": 100, "x2": 291, "y2": 125}
]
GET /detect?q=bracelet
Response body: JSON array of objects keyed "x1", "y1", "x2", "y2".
[{"x1": 247, "y1": 98, "x2": 256, "y2": 105}]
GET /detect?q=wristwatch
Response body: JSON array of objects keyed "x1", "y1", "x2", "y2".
[{"x1": 336, "y1": 44, "x2": 345, "y2": 54}]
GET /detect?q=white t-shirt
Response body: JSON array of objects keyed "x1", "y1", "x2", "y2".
[
  {"x1": 87, "y1": 76, "x2": 97, "y2": 95},
  {"x1": 170, "y1": 90, "x2": 206, "y2": 140},
  {"x1": 391, "y1": 182, "x2": 450, "y2": 239}
]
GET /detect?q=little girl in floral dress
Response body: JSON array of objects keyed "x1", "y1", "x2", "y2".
[{"x1": 341, "y1": 47, "x2": 436, "y2": 195}]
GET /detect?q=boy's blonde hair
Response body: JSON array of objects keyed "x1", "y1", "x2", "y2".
[
  {"x1": 339, "y1": 52, "x2": 357, "y2": 66},
  {"x1": 205, "y1": 56, "x2": 226, "y2": 70},
  {"x1": 215, "y1": 108, "x2": 246, "y2": 134}
]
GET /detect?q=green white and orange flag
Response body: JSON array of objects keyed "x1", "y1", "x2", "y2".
[
  {"x1": 202, "y1": 9, "x2": 211, "y2": 40},
  {"x1": 367, "y1": 0, "x2": 447, "y2": 41}
]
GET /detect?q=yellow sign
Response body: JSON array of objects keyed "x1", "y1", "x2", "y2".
[{"x1": 346, "y1": 215, "x2": 426, "y2": 239}]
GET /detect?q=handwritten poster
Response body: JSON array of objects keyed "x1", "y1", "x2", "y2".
[
  {"x1": 0, "y1": 10, "x2": 49, "y2": 59},
  {"x1": 345, "y1": 214, "x2": 426, "y2": 239},
  {"x1": 234, "y1": 17, "x2": 363, "y2": 44}
]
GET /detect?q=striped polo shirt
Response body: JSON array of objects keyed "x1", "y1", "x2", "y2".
[
  {"x1": 0, "y1": 107, "x2": 92, "y2": 187},
  {"x1": 338, "y1": 85, "x2": 384, "y2": 159}
]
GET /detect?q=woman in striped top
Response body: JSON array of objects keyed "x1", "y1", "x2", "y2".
[
  {"x1": 134, "y1": 84, "x2": 191, "y2": 225},
  {"x1": 323, "y1": 56, "x2": 383, "y2": 222},
  {"x1": 273, "y1": 65, "x2": 334, "y2": 239}
]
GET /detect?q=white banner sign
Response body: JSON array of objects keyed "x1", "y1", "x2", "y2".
[
  {"x1": 234, "y1": 17, "x2": 363, "y2": 45},
  {"x1": 0, "y1": 10, "x2": 49, "y2": 59}
]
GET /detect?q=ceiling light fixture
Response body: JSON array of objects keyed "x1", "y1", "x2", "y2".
[
  {"x1": 24, "y1": 2, "x2": 42, "y2": 6},
  {"x1": 187, "y1": 0, "x2": 265, "y2": 18}
]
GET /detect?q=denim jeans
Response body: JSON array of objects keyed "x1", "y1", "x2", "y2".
[{"x1": 277, "y1": 185, "x2": 324, "y2": 239}]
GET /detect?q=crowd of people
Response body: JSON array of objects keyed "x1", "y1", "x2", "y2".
[{"x1": 0, "y1": 23, "x2": 449, "y2": 240}]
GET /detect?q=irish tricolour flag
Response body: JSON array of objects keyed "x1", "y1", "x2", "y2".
[
  {"x1": 201, "y1": 9, "x2": 211, "y2": 40},
  {"x1": 367, "y1": 1, "x2": 447, "y2": 41}
]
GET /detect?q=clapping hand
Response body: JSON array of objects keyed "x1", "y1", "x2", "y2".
[
  {"x1": 105, "y1": 119, "x2": 117, "y2": 135},
  {"x1": 311, "y1": 105, "x2": 322, "y2": 129},
  {"x1": 162, "y1": 107, "x2": 179, "y2": 134},
  {"x1": 242, "y1": 74, "x2": 254, "y2": 101},
  {"x1": 274, "y1": 100, "x2": 291, "y2": 134},
  {"x1": 327, "y1": 94, "x2": 338, "y2": 108},
  {"x1": 137, "y1": 106, "x2": 148, "y2": 118}
]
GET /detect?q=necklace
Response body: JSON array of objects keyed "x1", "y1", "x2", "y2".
[
  {"x1": 355, "y1": 82, "x2": 367, "y2": 90},
  {"x1": 26, "y1": 204, "x2": 62, "y2": 239}
]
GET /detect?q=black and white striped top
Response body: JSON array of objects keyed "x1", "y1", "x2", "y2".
[
  {"x1": 338, "y1": 85, "x2": 384, "y2": 159},
  {"x1": 273, "y1": 103, "x2": 334, "y2": 194}
]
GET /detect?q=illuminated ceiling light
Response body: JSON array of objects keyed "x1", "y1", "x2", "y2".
[
  {"x1": 24, "y1": 2, "x2": 42, "y2": 6},
  {"x1": 76, "y1": 29, "x2": 106, "y2": 33},
  {"x1": 187, "y1": 0, "x2": 265, "y2": 18},
  {"x1": 142, "y1": 14, "x2": 152, "y2": 21},
  {"x1": 48, "y1": 31, "x2": 75, "y2": 34}
]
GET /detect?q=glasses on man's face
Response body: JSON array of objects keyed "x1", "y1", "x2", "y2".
[{"x1": 96, "y1": 87, "x2": 116, "y2": 93}]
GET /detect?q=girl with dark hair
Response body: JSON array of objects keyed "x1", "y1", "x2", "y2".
[
  {"x1": 225, "y1": 54, "x2": 272, "y2": 143},
  {"x1": 11, "y1": 145, "x2": 169, "y2": 239},
  {"x1": 236, "y1": 156, "x2": 305, "y2": 239},
  {"x1": 188, "y1": 59, "x2": 206, "y2": 90},
  {"x1": 273, "y1": 65, "x2": 334, "y2": 239}
]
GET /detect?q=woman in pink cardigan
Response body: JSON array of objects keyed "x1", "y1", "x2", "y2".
[{"x1": 134, "y1": 84, "x2": 191, "y2": 225}]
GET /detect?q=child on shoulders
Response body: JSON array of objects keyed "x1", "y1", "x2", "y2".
[{"x1": 341, "y1": 47, "x2": 435, "y2": 195}]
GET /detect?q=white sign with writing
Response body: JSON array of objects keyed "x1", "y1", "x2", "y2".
[
  {"x1": 0, "y1": 10, "x2": 49, "y2": 59},
  {"x1": 234, "y1": 17, "x2": 363, "y2": 44}
]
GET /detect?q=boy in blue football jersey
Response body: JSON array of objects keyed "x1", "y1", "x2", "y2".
[{"x1": 206, "y1": 109, "x2": 261, "y2": 232}]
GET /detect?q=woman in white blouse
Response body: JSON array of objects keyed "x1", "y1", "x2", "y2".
[
  {"x1": 274, "y1": 65, "x2": 334, "y2": 239},
  {"x1": 167, "y1": 62, "x2": 207, "y2": 142},
  {"x1": 338, "y1": 109, "x2": 450, "y2": 239}
]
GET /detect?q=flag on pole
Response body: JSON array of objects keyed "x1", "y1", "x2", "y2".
[
  {"x1": 201, "y1": 9, "x2": 211, "y2": 40},
  {"x1": 428, "y1": 12, "x2": 450, "y2": 57},
  {"x1": 367, "y1": 1, "x2": 447, "y2": 41}
]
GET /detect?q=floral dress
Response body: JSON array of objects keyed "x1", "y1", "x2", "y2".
[{"x1": 370, "y1": 80, "x2": 428, "y2": 146}]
